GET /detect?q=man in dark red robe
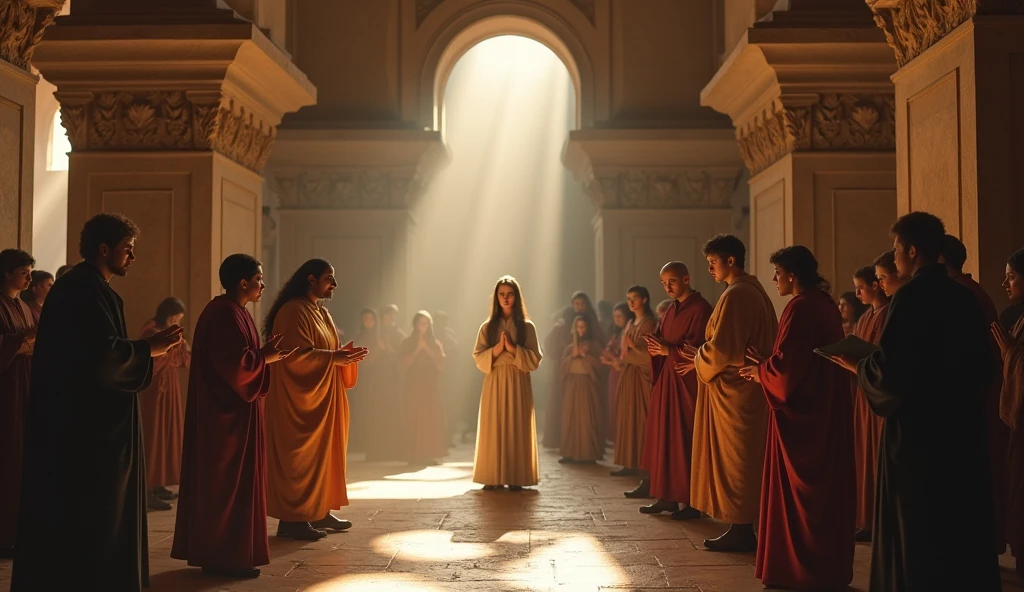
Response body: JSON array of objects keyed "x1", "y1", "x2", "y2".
[
  {"x1": 740, "y1": 246, "x2": 854, "y2": 590},
  {"x1": 14, "y1": 214, "x2": 183, "y2": 591},
  {"x1": 941, "y1": 234, "x2": 1007, "y2": 555},
  {"x1": 172, "y1": 254, "x2": 293, "y2": 579},
  {"x1": 0, "y1": 249, "x2": 37, "y2": 557},
  {"x1": 635, "y1": 262, "x2": 712, "y2": 518}
]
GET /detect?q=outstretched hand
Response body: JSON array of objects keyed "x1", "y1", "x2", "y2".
[
  {"x1": 262, "y1": 333, "x2": 297, "y2": 364},
  {"x1": 335, "y1": 340, "x2": 368, "y2": 365},
  {"x1": 147, "y1": 325, "x2": 184, "y2": 357}
]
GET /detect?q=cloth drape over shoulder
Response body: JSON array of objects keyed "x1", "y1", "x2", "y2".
[{"x1": 266, "y1": 298, "x2": 357, "y2": 522}]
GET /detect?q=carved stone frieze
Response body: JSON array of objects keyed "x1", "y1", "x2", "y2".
[
  {"x1": 736, "y1": 93, "x2": 895, "y2": 175},
  {"x1": 55, "y1": 91, "x2": 276, "y2": 172},
  {"x1": 865, "y1": 0, "x2": 1024, "y2": 67},
  {"x1": 0, "y1": 0, "x2": 64, "y2": 71},
  {"x1": 416, "y1": 0, "x2": 447, "y2": 27},
  {"x1": 273, "y1": 169, "x2": 429, "y2": 210},
  {"x1": 582, "y1": 169, "x2": 740, "y2": 210}
]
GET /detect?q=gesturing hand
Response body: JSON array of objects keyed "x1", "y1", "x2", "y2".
[
  {"x1": 645, "y1": 334, "x2": 669, "y2": 357},
  {"x1": 147, "y1": 325, "x2": 184, "y2": 357},
  {"x1": 262, "y1": 334, "x2": 297, "y2": 364},
  {"x1": 992, "y1": 322, "x2": 1013, "y2": 358},
  {"x1": 674, "y1": 344, "x2": 698, "y2": 377},
  {"x1": 335, "y1": 340, "x2": 368, "y2": 365},
  {"x1": 738, "y1": 365, "x2": 761, "y2": 383}
]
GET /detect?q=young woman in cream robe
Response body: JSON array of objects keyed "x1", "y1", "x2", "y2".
[{"x1": 472, "y1": 276, "x2": 542, "y2": 491}]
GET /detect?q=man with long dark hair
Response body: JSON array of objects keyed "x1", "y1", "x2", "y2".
[
  {"x1": 14, "y1": 213, "x2": 183, "y2": 591},
  {"x1": 263, "y1": 259, "x2": 367, "y2": 541}
]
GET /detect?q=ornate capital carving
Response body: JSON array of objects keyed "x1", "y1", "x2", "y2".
[
  {"x1": 865, "y1": 0, "x2": 1024, "y2": 67},
  {"x1": 736, "y1": 93, "x2": 895, "y2": 175},
  {"x1": 273, "y1": 169, "x2": 429, "y2": 210},
  {"x1": 582, "y1": 169, "x2": 741, "y2": 210},
  {"x1": 56, "y1": 90, "x2": 277, "y2": 172},
  {"x1": 0, "y1": 0, "x2": 64, "y2": 71}
]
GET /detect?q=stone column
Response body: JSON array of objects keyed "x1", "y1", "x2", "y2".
[
  {"x1": 702, "y1": 0, "x2": 899, "y2": 313},
  {"x1": 0, "y1": 0, "x2": 64, "y2": 250},
  {"x1": 31, "y1": 2, "x2": 316, "y2": 332},
  {"x1": 564, "y1": 129, "x2": 745, "y2": 304},
  {"x1": 865, "y1": 0, "x2": 1024, "y2": 300},
  {"x1": 266, "y1": 129, "x2": 446, "y2": 330}
]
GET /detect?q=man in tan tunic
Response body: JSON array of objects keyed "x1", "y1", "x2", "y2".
[{"x1": 679, "y1": 234, "x2": 778, "y2": 552}]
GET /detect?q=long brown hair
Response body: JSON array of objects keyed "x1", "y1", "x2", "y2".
[{"x1": 485, "y1": 275, "x2": 529, "y2": 346}]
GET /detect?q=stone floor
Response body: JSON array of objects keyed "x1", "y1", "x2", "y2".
[{"x1": 2, "y1": 442, "x2": 1022, "y2": 591}]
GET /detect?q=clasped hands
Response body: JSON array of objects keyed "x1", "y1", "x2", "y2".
[
  {"x1": 491, "y1": 330, "x2": 517, "y2": 356},
  {"x1": 640, "y1": 333, "x2": 699, "y2": 377},
  {"x1": 738, "y1": 347, "x2": 766, "y2": 383},
  {"x1": 145, "y1": 325, "x2": 185, "y2": 358}
]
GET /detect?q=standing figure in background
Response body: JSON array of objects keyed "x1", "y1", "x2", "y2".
[
  {"x1": 372, "y1": 303, "x2": 405, "y2": 459},
  {"x1": 139, "y1": 297, "x2": 191, "y2": 511},
  {"x1": 601, "y1": 302, "x2": 633, "y2": 442},
  {"x1": 172, "y1": 254, "x2": 294, "y2": 579},
  {"x1": 597, "y1": 300, "x2": 614, "y2": 340},
  {"x1": 559, "y1": 315, "x2": 604, "y2": 464},
  {"x1": 655, "y1": 299, "x2": 672, "y2": 320},
  {"x1": 874, "y1": 250, "x2": 904, "y2": 297},
  {"x1": 739, "y1": 246, "x2": 854, "y2": 590},
  {"x1": 349, "y1": 309, "x2": 384, "y2": 455},
  {"x1": 571, "y1": 293, "x2": 608, "y2": 446},
  {"x1": 399, "y1": 311, "x2": 449, "y2": 465},
  {"x1": 434, "y1": 311, "x2": 461, "y2": 447},
  {"x1": 542, "y1": 306, "x2": 573, "y2": 449},
  {"x1": 19, "y1": 270, "x2": 52, "y2": 325},
  {"x1": 613, "y1": 286, "x2": 656, "y2": 482},
  {"x1": 263, "y1": 259, "x2": 367, "y2": 541},
  {"x1": 15, "y1": 214, "x2": 184, "y2": 591},
  {"x1": 472, "y1": 276, "x2": 542, "y2": 491},
  {"x1": 850, "y1": 265, "x2": 889, "y2": 542},
  {"x1": 0, "y1": 250, "x2": 36, "y2": 557},
  {"x1": 838, "y1": 291, "x2": 867, "y2": 336}
]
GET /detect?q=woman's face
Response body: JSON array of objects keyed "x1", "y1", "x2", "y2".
[
  {"x1": 612, "y1": 308, "x2": 627, "y2": 328},
  {"x1": 497, "y1": 284, "x2": 516, "y2": 312},
  {"x1": 574, "y1": 319, "x2": 587, "y2": 338},
  {"x1": 772, "y1": 265, "x2": 795, "y2": 297},
  {"x1": 1004, "y1": 263, "x2": 1023, "y2": 303},
  {"x1": 32, "y1": 277, "x2": 53, "y2": 302},
  {"x1": 4, "y1": 265, "x2": 32, "y2": 293},
  {"x1": 168, "y1": 313, "x2": 185, "y2": 327},
  {"x1": 243, "y1": 269, "x2": 265, "y2": 303},
  {"x1": 415, "y1": 315, "x2": 430, "y2": 334},
  {"x1": 572, "y1": 297, "x2": 585, "y2": 314},
  {"x1": 838, "y1": 298, "x2": 854, "y2": 322},
  {"x1": 362, "y1": 313, "x2": 376, "y2": 329},
  {"x1": 626, "y1": 291, "x2": 646, "y2": 314}
]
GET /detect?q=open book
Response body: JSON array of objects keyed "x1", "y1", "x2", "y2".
[{"x1": 814, "y1": 335, "x2": 880, "y2": 362}]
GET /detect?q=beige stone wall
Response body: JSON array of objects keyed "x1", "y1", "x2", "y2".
[{"x1": 0, "y1": 62, "x2": 35, "y2": 251}]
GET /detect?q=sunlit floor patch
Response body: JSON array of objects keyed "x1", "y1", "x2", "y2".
[{"x1": 347, "y1": 462, "x2": 478, "y2": 500}]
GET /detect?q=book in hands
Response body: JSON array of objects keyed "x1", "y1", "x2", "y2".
[{"x1": 814, "y1": 335, "x2": 880, "y2": 362}]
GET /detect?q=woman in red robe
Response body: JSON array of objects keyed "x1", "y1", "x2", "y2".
[
  {"x1": 138, "y1": 297, "x2": 190, "y2": 511},
  {"x1": 740, "y1": 245, "x2": 854, "y2": 590},
  {"x1": 19, "y1": 270, "x2": 53, "y2": 325},
  {"x1": 171, "y1": 254, "x2": 294, "y2": 579},
  {"x1": 398, "y1": 311, "x2": 449, "y2": 464},
  {"x1": 600, "y1": 302, "x2": 632, "y2": 441}
]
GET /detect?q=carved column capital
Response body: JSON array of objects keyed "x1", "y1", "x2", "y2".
[
  {"x1": 865, "y1": 0, "x2": 1024, "y2": 67},
  {"x1": 583, "y1": 169, "x2": 742, "y2": 210},
  {"x1": 273, "y1": 169, "x2": 426, "y2": 210},
  {"x1": 735, "y1": 93, "x2": 895, "y2": 176},
  {"x1": 0, "y1": 0, "x2": 65, "y2": 71}
]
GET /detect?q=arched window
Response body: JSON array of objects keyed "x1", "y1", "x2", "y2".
[{"x1": 47, "y1": 110, "x2": 70, "y2": 172}]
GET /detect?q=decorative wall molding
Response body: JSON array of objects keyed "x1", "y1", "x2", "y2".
[
  {"x1": 416, "y1": 0, "x2": 447, "y2": 27},
  {"x1": 570, "y1": 0, "x2": 596, "y2": 24},
  {"x1": 55, "y1": 90, "x2": 277, "y2": 172},
  {"x1": 0, "y1": 0, "x2": 64, "y2": 71},
  {"x1": 736, "y1": 93, "x2": 895, "y2": 175},
  {"x1": 582, "y1": 169, "x2": 741, "y2": 210},
  {"x1": 273, "y1": 169, "x2": 430, "y2": 210},
  {"x1": 865, "y1": 0, "x2": 1024, "y2": 67}
]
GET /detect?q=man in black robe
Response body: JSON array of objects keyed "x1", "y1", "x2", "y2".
[
  {"x1": 834, "y1": 211, "x2": 1000, "y2": 590},
  {"x1": 13, "y1": 213, "x2": 183, "y2": 591}
]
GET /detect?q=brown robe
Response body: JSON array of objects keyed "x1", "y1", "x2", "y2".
[
  {"x1": 0, "y1": 294, "x2": 33, "y2": 549},
  {"x1": 560, "y1": 339, "x2": 603, "y2": 461},
  {"x1": 472, "y1": 318, "x2": 542, "y2": 486},
  {"x1": 613, "y1": 315, "x2": 657, "y2": 469},
  {"x1": 851, "y1": 302, "x2": 888, "y2": 531},
  {"x1": 398, "y1": 334, "x2": 449, "y2": 461},
  {"x1": 1001, "y1": 313, "x2": 1024, "y2": 563},
  {"x1": 266, "y1": 298, "x2": 358, "y2": 522},
  {"x1": 138, "y1": 322, "x2": 190, "y2": 488},
  {"x1": 691, "y1": 274, "x2": 778, "y2": 524}
]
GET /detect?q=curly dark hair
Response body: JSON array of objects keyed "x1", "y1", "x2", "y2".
[
  {"x1": 78, "y1": 213, "x2": 140, "y2": 260},
  {"x1": 769, "y1": 245, "x2": 831, "y2": 295},
  {"x1": 702, "y1": 234, "x2": 746, "y2": 269},
  {"x1": 890, "y1": 211, "x2": 945, "y2": 262}
]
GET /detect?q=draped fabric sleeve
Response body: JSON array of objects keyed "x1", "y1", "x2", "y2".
[
  {"x1": 341, "y1": 362, "x2": 358, "y2": 390},
  {"x1": 0, "y1": 304, "x2": 28, "y2": 373},
  {"x1": 758, "y1": 297, "x2": 816, "y2": 409},
  {"x1": 695, "y1": 291, "x2": 745, "y2": 385},
  {"x1": 512, "y1": 320, "x2": 542, "y2": 373},
  {"x1": 622, "y1": 317, "x2": 656, "y2": 366},
  {"x1": 274, "y1": 300, "x2": 339, "y2": 395},
  {"x1": 207, "y1": 305, "x2": 268, "y2": 402},
  {"x1": 858, "y1": 289, "x2": 921, "y2": 418},
  {"x1": 999, "y1": 316, "x2": 1024, "y2": 429},
  {"x1": 473, "y1": 323, "x2": 494, "y2": 374},
  {"x1": 80, "y1": 282, "x2": 153, "y2": 393}
]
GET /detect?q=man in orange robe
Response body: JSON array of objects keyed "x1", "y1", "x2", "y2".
[
  {"x1": 636, "y1": 262, "x2": 712, "y2": 519},
  {"x1": 264, "y1": 259, "x2": 366, "y2": 540},
  {"x1": 941, "y1": 234, "x2": 1007, "y2": 555}
]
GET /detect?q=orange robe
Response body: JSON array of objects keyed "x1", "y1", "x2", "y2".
[
  {"x1": 851, "y1": 303, "x2": 888, "y2": 531},
  {"x1": 138, "y1": 323, "x2": 190, "y2": 488},
  {"x1": 0, "y1": 294, "x2": 33, "y2": 549},
  {"x1": 266, "y1": 298, "x2": 357, "y2": 522},
  {"x1": 398, "y1": 335, "x2": 449, "y2": 461},
  {"x1": 560, "y1": 340, "x2": 603, "y2": 461},
  {"x1": 613, "y1": 315, "x2": 657, "y2": 469},
  {"x1": 691, "y1": 275, "x2": 778, "y2": 524}
]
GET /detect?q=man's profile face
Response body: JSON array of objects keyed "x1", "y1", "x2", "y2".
[
  {"x1": 706, "y1": 254, "x2": 731, "y2": 283},
  {"x1": 103, "y1": 236, "x2": 136, "y2": 277},
  {"x1": 242, "y1": 269, "x2": 265, "y2": 303},
  {"x1": 893, "y1": 239, "x2": 914, "y2": 279},
  {"x1": 311, "y1": 267, "x2": 337, "y2": 300}
]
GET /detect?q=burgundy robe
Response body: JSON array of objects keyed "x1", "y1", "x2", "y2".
[
  {"x1": 755, "y1": 289, "x2": 855, "y2": 589},
  {"x1": 0, "y1": 295, "x2": 33, "y2": 549},
  {"x1": 639, "y1": 293, "x2": 713, "y2": 503},
  {"x1": 851, "y1": 302, "x2": 888, "y2": 531},
  {"x1": 956, "y1": 273, "x2": 1008, "y2": 553},
  {"x1": 171, "y1": 296, "x2": 271, "y2": 571}
]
